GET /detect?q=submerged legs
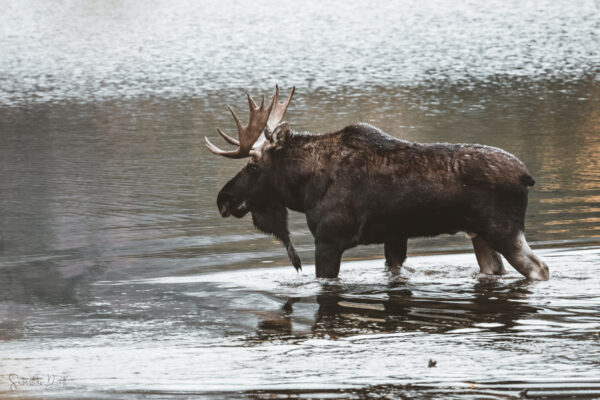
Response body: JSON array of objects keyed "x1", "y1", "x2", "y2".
[
  {"x1": 384, "y1": 237, "x2": 408, "y2": 268},
  {"x1": 472, "y1": 236, "x2": 506, "y2": 275},
  {"x1": 315, "y1": 242, "x2": 342, "y2": 278},
  {"x1": 498, "y1": 231, "x2": 549, "y2": 280},
  {"x1": 483, "y1": 230, "x2": 549, "y2": 280}
]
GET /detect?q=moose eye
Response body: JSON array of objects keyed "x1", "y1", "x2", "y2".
[{"x1": 247, "y1": 163, "x2": 260, "y2": 173}]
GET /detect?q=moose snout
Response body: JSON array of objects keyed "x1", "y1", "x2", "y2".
[
  {"x1": 216, "y1": 192, "x2": 232, "y2": 218},
  {"x1": 217, "y1": 192, "x2": 249, "y2": 218},
  {"x1": 218, "y1": 202, "x2": 231, "y2": 218}
]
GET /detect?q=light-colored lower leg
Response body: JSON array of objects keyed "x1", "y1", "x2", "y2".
[
  {"x1": 503, "y1": 232, "x2": 549, "y2": 281},
  {"x1": 472, "y1": 236, "x2": 506, "y2": 275}
]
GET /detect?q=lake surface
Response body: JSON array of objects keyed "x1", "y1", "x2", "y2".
[{"x1": 1, "y1": 0, "x2": 599, "y2": 398}]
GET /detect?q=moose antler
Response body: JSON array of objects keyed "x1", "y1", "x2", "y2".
[
  {"x1": 205, "y1": 93, "x2": 274, "y2": 158},
  {"x1": 267, "y1": 85, "x2": 295, "y2": 131},
  {"x1": 205, "y1": 85, "x2": 295, "y2": 158}
]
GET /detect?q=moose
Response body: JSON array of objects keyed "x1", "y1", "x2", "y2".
[{"x1": 206, "y1": 86, "x2": 549, "y2": 280}]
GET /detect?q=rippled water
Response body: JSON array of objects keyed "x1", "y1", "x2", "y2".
[{"x1": 1, "y1": 0, "x2": 599, "y2": 398}]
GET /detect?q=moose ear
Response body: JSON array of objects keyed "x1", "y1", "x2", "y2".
[{"x1": 271, "y1": 122, "x2": 291, "y2": 143}]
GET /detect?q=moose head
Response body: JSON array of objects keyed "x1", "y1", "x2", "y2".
[{"x1": 205, "y1": 86, "x2": 301, "y2": 271}]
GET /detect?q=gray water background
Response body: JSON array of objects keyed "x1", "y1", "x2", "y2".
[{"x1": 1, "y1": 0, "x2": 599, "y2": 398}]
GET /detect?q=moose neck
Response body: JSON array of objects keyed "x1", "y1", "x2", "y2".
[{"x1": 267, "y1": 133, "x2": 321, "y2": 213}]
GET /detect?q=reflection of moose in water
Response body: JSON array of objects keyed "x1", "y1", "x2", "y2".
[{"x1": 252, "y1": 280, "x2": 539, "y2": 340}]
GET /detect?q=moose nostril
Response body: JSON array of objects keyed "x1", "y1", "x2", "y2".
[{"x1": 219, "y1": 203, "x2": 230, "y2": 217}]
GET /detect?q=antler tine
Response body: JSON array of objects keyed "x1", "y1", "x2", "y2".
[
  {"x1": 227, "y1": 105, "x2": 244, "y2": 132},
  {"x1": 283, "y1": 86, "x2": 295, "y2": 108},
  {"x1": 267, "y1": 85, "x2": 296, "y2": 130},
  {"x1": 205, "y1": 137, "x2": 244, "y2": 158},
  {"x1": 266, "y1": 92, "x2": 275, "y2": 112},
  {"x1": 247, "y1": 93, "x2": 257, "y2": 110},
  {"x1": 217, "y1": 127, "x2": 239, "y2": 145}
]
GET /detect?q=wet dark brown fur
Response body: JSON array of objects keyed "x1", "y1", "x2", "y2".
[{"x1": 216, "y1": 122, "x2": 549, "y2": 280}]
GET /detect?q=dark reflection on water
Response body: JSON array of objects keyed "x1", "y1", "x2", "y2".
[
  {"x1": 256, "y1": 287, "x2": 538, "y2": 341},
  {"x1": 311, "y1": 280, "x2": 538, "y2": 337},
  {"x1": 242, "y1": 252, "x2": 597, "y2": 344}
]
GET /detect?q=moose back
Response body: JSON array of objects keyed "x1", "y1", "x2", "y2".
[{"x1": 206, "y1": 86, "x2": 549, "y2": 280}]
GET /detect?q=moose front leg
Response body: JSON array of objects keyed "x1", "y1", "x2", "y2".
[
  {"x1": 251, "y1": 202, "x2": 302, "y2": 271},
  {"x1": 315, "y1": 242, "x2": 342, "y2": 278},
  {"x1": 384, "y1": 237, "x2": 408, "y2": 268}
]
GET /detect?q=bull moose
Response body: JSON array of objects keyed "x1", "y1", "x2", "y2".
[{"x1": 205, "y1": 86, "x2": 549, "y2": 280}]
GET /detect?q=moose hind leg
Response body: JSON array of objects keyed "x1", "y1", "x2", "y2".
[
  {"x1": 495, "y1": 231, "x2": 549, "y2": 281},
  {"x1": 472, "y1": 236, "x2": 506, "y2": 275},
  {"x1": 315, "y1": 243, "x2": 343, "y2": 278},
  {"x1": 384, "y1": 238, "x2": 408, "y2": 268}
]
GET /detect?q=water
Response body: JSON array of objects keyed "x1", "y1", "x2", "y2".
[{"x1": 1, "y1": 0, "x2": 599, "y2": 398}]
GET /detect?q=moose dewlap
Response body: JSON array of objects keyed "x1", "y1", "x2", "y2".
[{"x1": 206, "y1": 86, "x2": 549, "y2": 281}]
